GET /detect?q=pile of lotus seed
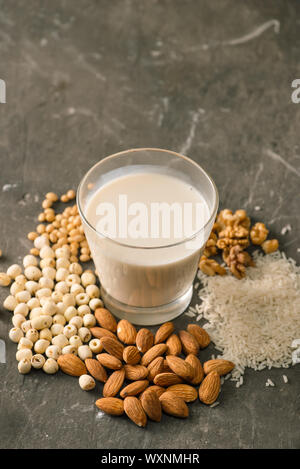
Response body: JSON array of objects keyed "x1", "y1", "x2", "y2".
[{"x1": 0, "y1": 192, "x2": 103, "y2": 391}]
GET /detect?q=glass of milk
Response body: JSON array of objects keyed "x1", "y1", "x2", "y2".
[{"x1": 77, "y1": 148, "x2": 218, "y2": 325}]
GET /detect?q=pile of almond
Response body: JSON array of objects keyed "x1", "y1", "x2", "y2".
[{"x1": 58, "y1": 309, "x2": 235, "y2": 427}]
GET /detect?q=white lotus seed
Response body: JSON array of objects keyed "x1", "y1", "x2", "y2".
[
  {"x1": 34, "y1": 339, "x2": 50, "y2": 354},
  {"x1": 34, "y1": 235, "x2": 49, "y2": 250},
  {"x1": 39, "y1": 276, "x2": 54, "y2": 290},
  {"x1": 12, "y1": 313, "x2": 26, "y2": 328},
  {"x1": 56, "y1": 268, "x2": 69, "y2": 282},
  {"x1": 15, "y1": 290, "x2": 31, "y2": 303},
  {"x1": 89, "y1": 298, "x2": 103, "y2": 311},
  {"x1": 43, "y1": 358, "x2": 58, "y2": 374},
  {"x1": 78, "y1": 327, "x2": 92, "y2": 343},
  {"x1": 42, "y1": 267, "x2": 56, "y2": 280},
  {"x1": 10, "y1": 282, "x2": 23, "y2": 296},
  {"x1": 42, "y1": 299, "x2": 57, "y2": 316},
  {"x1": 0, "y1": 272, "x2": 11, "y2": 287},
  {"x1": 70, "y1": 283, "x2": 84, "y2": 296},
  {"x1": 52, "y1": 334, "x2": 68, "y2": 349},
  {"x1": 25, "y1": 281, "x2": 39, "y2": 295},
  {"x1": 69, "y1": 262, "x2": 82, "y2": 275},
  {"x1": 24, "y1": 266, "x2": 42, "y2": 281},
  {"x1": 76, "y1": 293, "x2": 89, "y2": 305},
  {"x1": 86, "y1": 284, "x2": 100, "y2": 299},
  {"x1": 31, "y1": 315, "x2": 52, "y2": 330},
  {"x1": 69, "y1": 315, "x2": 83, "y2": 329},
  {"x1": 83, "y1": 313, "x2": 96, "y2": 328},
  {"x1": 14, "y1": 303, "x2": 29, "y2": 317},
  {"x1": 55, "y1": 281, "x2": 69, "y2": 294},
  {"x1": 51, "y1": 290, "x2": 63, "y2": 303},
  {"x1": 40, "y1": 258, "x2": 55, "y2": 269},
  {"x1": 77, "y1": 305, "x2": 91, "y2": 317},
  {"x1": 64, "y1": 306, "x2": 77, "y2": 322},
  {"x1": 69, "y1": 335, "x2": 82, "y2": 348},
  {"x1": 7, "y1": 264, "x2": 22, "y2": 279},
  {"x1": 23, "y1": 255, "x2": 38, "y2": 268},
  {"x1": 79, "y1": 374, "x2": 95, "y2": 391},
  {"x1": 21, "y1": 320, "x2": 32, "y2": 333},
  {"x1": 26, "y1": 328, "x2": 39, "y2": 343},
  {"x1": 56, "y1": 257, "x2": 70, "y2": 269},
  {"x1": 16, "y1": 348, "x2": 32, "y2": 362},
  {"x1": 81, "y1": 271, "x2": 96, "y2": 287},
  {"x1": 40, "y1": 246, "x2": 55, "y2": 259},
  {"x1": 31, "y1": 354, "x2": 45, "y2": 369},
  {"x1": 89, "y1": 339, "x2": 102, "y2": 354},
  {"x1": 62, "y1": 293, "x2": 76, "y2": 307},
  {"x1": 78, "y1": 345, "x2": 92, "y2": 361},
  {"x1": 62, "y1": 345, "x2": 77, "y2": 355},
  {"x1": 18, "y1": 358, "x2": 31, "y2": 374},
  {"x1": 3, "y1": 295, "x2": 18, "y2": 311},
  {"x1": 9, "y1": 327, "x2": 24, "y2": 343},
  {"x1": 45, "y1": 345, "x2": 61, "y2": 360},
  {"x1": 51, "y1": 323, "x2": 64, "y2": 336},
  {"x1": 63, "y1": 324, "x2": 77, "y2": 339},
  {"x1": 17, "y1": 339, "x2": 33, "y2": 354},
  {"x1": 29, "y1": 307, "x2": 43, "y2": 319},
  {"x1": 15, "y1": 274, "x2": 26, "y2": 287},
  {"x1": 36, "y1": 288, "x2": 52, "y2": 300},
  {"x1": 39, "y1": 328, "x2": 52, "y2": 341}
]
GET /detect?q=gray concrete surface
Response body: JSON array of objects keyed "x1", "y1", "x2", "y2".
[{"x1": 0, "y1": 0, "x2": 299, "y2": 449}]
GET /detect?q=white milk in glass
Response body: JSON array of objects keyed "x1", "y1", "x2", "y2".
[{"x1": 84, "y1": 171, "x2": 210, "y2": 308}]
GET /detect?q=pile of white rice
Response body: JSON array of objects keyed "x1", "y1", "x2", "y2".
[{"x1": 193, "y1": 251, "x2": 300, "y2": 385}]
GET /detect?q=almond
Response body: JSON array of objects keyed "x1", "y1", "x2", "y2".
[
  {"x1": 124, "y1": 396, "x2": 147, "y2": 427},
  {"x1": 166, "y1": 334, "x2": 182, "y2": 356},
  {"x1": 96, "y1": 353, "x2": 122, "y2": 370},
  {"x1": 141, "y1": 389, "x2": 162, "y2": 422},
  {"x1": 154, "y1": 321, "x2": 174, "y2": 344},
  {"x1": 117, "y1": 319, "x2": 137, "y2": 344},
  {"x1": 100, "y1": 336, "x2": 124, "y2": 360},
  {"x1": 165, "y1": 355, "x2": 194, "y2": 381},
  {"x1": 90, "y1": 327, "x2": 116, "y2": 340},
  {"x1": 199, "y1": 371, "x2": 220, "y2": 405},
  {"x1": 140, "y1": 343, "x2": 167, "y2": 366},
  {"x1": 159, "y1": 391, "x2": 189, "y2": 418},
  {"x1": 136, "y1": 328, "x2": 154, "y2": 354},
  {"x1": 145, "y1": 385, "x2": 166, "y2": 399},
  {"x1": 57, "y1": 354, "x2": 87, "y2": 376},
  {"x1": 153, "y1": 372, "x2": 183, "y2": 387},
  {"x1": 185, "y1": 354, "x2": 204, "y2": 385},
  {"x1": 147, "y1": 356, "x2": 164, "y2": 381},
  {"x1": 123, "y1": 346, "x2": 141, "y2": 365},
  {"x1": 85, "y1": 358, "x2": 107, "y2": 382},
  {"x1": 103, "y1": 368, "x2": 125, "y2": 397},
  {"x1": 166, "y1": 384, "x2": 198, "y2": 402},
  {"x1": 124, "y1": 364, "x2": 149, "y2": 380},
  {"x1": 203, "y1": 359, "x2": 235, "y2": 376},
  {"x1": 120, "y1": 380, "x2": 149, "y2": 398},
  {"x1": 95, "y1": 397, "x2": 124, "y2": 416},
  {"x1": 187, "y1": 324, "x2": 210, "y2": 348},
  {"x1": 178, "y1": 330, "x2": 200, "y2": 356},
  {"x1": 94, "y1": 307, "x2": 117, "y2": 332}
]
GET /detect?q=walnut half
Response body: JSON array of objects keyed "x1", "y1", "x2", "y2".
[{"x1": 199, "y1": 255, "x2": 227, "y2": 276}]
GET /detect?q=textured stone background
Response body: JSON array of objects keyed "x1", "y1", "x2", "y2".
[{"x1": 0, "y1": 0, "x2": 299, "y2": 449}]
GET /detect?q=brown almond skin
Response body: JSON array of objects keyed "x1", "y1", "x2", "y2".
[
  {"x1": 140, "y1": 385, "x2": 166, "y2": 400},
  {"x1": 95, "y1": 397, "x2": 124, "y2": 416},
  {"x1": 178, "y1": 330, "x2": 200, "y2": 356},
  {"x1": 187, "y1": 324, "x2": 211, "y2": 349},
  {"x1": 120, "y1": 380, "x2": 149, "y2": 398},
  {"x1": 199, "y1": 371, "x2": 220, "y2": 405},
  {"x1": 100, "y1": 336, "x2": 124, "y2": 360},
  {"x1": 85, "y1": 358, "x2": 107, "y2": 382},
  {"x1": 124, "y1": 364, "x2": 149, "y2": 380},
  {"x1": 185, "y1": 354, "x2": 204, "y2": 385},
  {"x1": 57, "y1": 354, "x2": 87, "y2": 376},
  {"x1": 140, "y1": 344, "x2": 168, "y2": 366},
  {"x1": 159, "y1": 391, "x2": 189, "y2": 418},
  {"x1": 166, "y1": 384, "x2": 198, "y2": 402},
  {"x1": 90, "y1": 327, "x2": 116, "y2": 340},
  {"x1": 165, "y1": 355, "x2": 194, "y2": 381},
  {"x1": 123, "y1": 346, "x2": 141, "y2": 365},
  {"x1": 124, "y1": 396, "x2": 147, "y2": 427},
  {"x1": 117, "y1": 319, "x2": 137, "y2": 344},
  {"x1": 147, "y1": 356, "x2": 164, "y2": 381},
  {"x1": 203, "y1": 359, "x2": 235, "y2": 376},
  {"x1": 141, "y1": 389, "x2": 162, "y2": 422},
  {"x1": 154, "y1": 322, "x2": 174, "y2": 344},
  {"x1": 136, "y1": 328, "x2": 154, "y2": 354},
  {"x1": 166, "y1": 334, "x2": 182, "y2": 356},
  {"x1": 103, "y1": 368, "x2": 125, "y2": 397},
  {"x1": 153, "y1": 372, "x2": 183, "y2": 387},
  {"x1": 94, "y1": 307, "x2": 117, "y2": 332},
  {"x1": 96, "y1": 353, "x2": 122, "y2": 370}
]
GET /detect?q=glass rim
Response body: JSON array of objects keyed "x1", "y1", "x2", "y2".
[{"x1": 77, "y1": 147, "x2": 219, "y2": 250}]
